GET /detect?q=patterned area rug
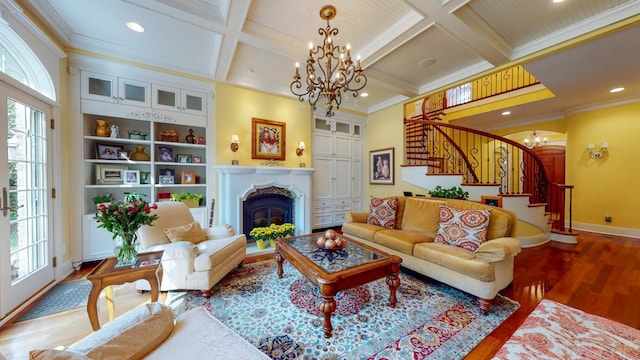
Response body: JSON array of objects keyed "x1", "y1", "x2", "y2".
[
  {"x1": 493, "y1": 299, "x2": 640, "y2": 359},
  {"x1": 17, "y1": 280, "x2": 91, "y2": 322},
  {"x1": 166, "y1": 261, "x2": 519, "y2": 359}
]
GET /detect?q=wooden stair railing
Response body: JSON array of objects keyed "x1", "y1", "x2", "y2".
[{"x1": 404, "y1": 119, "x2": 574, "y2": 233}]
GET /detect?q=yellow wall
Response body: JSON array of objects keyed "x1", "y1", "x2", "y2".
[
  {"x1": 214, "y1": 83, "x2": 312, "y2": 167},
  {"x1": 364, "y1": 103, "x2": 428, "y2": 198},
  {"x1": 565, "y1": 102, "x2": 640, "y2": 229}
]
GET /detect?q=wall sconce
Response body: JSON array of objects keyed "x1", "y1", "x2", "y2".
[
  {"x1": 230, "y1": 134, "x2": 239, "y2": 152},
  {"x1": 296, "y1": 141, "x2": 305, "y2": 156},
  {"x1": 587, "y1": 141, "x2": 608, "y2": 159}
]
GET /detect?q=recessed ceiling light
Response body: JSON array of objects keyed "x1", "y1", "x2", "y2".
[
  {"x1": 609, "y1": 87, "x2": 624, "y2": 93},
  {"x1": 502, "y1": 111, "x2": 511, "y2": 116},
  {"x1": 360, "y1": 92, "x2": 369, "y2": 97},
  {"x1": 419, "y1": 58, "x2": 436, "y2": 68},
  {"x1": 553, "y1": 0, "x2": 564, "y2": 3},
  {"x1": 126, "y1": 22, "x2": 145, "y2": 33}
]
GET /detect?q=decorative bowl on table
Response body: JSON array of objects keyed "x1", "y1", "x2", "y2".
[{"x1": 315, "y1": 230, "x2": 347, "y2": 250}]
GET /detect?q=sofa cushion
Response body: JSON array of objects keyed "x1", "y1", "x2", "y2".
[
  {"x1": 164, "y1": 221, "x2": 206, "y2": 244},
  {"x1": 341, "y1": 221, "x2": 384, "y2": 241},
  {"x1": 445, "y1": 199, "x2": 513, "y2": 239},
  {"x1": 366, "y1": 197, "x2": 398, "y2": 229},
  {"x1": 146, "y1": 306, "x2": 269, "y2": 359},
  {"x1": 414, "y1": 242, "x2": 495, "y2": 282},
  {"x1": 401, "y1": 197, "x2": 445, "y2": 234},
  {"x1": 67, "y1": 302, "x2": 174, "y2": 360},
  {"x1": 373, "y1": 230, "x2": 434, "y2": 255},
  {"x1": 29, "y1": 350, "x2": 90, "y2": 360},
  {"x1": 434, "y1": 206, "x2": 491, "y2": 251}
]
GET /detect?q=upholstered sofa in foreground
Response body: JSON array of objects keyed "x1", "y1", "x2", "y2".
[
  {"x1": 342, "y1": 196, "x2": 521, "y2": 312},
  {"x1": 29, "y1": 303, "x2": 269, "y2": 360}
]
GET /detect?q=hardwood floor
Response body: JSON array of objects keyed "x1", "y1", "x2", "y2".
[{"x1": 1, "y1": 231, "x2": 638, "y2": 359}]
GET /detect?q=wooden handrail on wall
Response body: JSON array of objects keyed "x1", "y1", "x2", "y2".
[{"x1": 404, "y1": 119, "x2": 574, "y2": 233}]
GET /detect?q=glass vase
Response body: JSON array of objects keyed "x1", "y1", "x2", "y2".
[{"x1": 114, "y1": 233, "x2": 138, "y2": 266}]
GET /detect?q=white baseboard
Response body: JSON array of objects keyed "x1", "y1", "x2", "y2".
[{"x1": 570, "y1": 222, "x2": 640, "y2": 239}]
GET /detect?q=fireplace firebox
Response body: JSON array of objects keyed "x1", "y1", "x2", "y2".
[{"x1": 243, "y1": 186, "x2": 293, "y2": 241}]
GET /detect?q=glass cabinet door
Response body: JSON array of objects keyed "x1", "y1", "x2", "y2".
[
  {"x1": 152, "y1": 84, "x2": 180, "y2": 111},
  {"x1": 81, "y1": 71, "x2": 117, "y2": 103},
  {"x1": 181, "y1": 89, "x2": 206, "y2": 115},
  {"x1": 119, "y1": 78, "x2": 150, "y2": 107}
]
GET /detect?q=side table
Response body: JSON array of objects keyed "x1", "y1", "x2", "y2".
[{"x1": 86, "y1": 250, "x2": 163, "y2": 330}]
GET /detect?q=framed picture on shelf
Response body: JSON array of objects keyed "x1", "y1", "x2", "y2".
[
  {"x1": 123, "y1": 170, "x2": 140, "y2": 185},
  {"x1": 369, "y1": 147, "x2": 395, "y2": 185},
  {"x1": 95, "y1": 164, "x2": 128, "y2": 184},
  {"x1": 176, "y1": 154, "x2": 192, "y2": 163},
  {"x1": 140, "y1": 171, "x2": 151, "y2": 184},
  {"x1": 96, "y1": 143, "x2": 123, "y2": 160},
  {"x1": 158, "y1": 146, "x2": 174, "y2": 162},
  {"x1": 159, "y1": 168, "x2": 175, "y2": 179},
  {"x1": 117, "y1": 149, "x2": 131, "y2": 160},
  {"x1": 192, "y1": 156, "x2": 202, "y2": 163},
  {"x1": 158, "y1": 175, "x2": 174, "y2": 184},
  {"x1": 180, "y1": 170, "x2": 196, "y2": 184},
  {"x1": 251, "y1": 118, "x2": 286, "y2": 160},
  {"x1": 481, "y1": 195, "x2": 502, "y2": 208},
  {"x1": 100, "y1": 168, "x2": 124, "y2": 185}
]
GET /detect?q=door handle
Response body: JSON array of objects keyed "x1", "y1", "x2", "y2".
[{"x1": 2, "y1": 187, "x2": 22, "y2": 217}]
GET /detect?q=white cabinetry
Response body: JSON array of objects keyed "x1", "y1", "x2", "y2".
[
  {"x1": 152, "y1": 84, "x2": 207, "y2": 116},
  {"x1": 81, "y1": 71, "x2": 151, "y2": 107},
  {"x1": 311, "y1": 115, "x2": 364, "y2": 229},
  {"x1": 75, "y1": 65, "x2": 212, "y2": 261}
]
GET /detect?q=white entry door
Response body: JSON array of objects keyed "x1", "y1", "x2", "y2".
[{"x1": 0, "y1": 83, "x2": 54, "y2": 318}]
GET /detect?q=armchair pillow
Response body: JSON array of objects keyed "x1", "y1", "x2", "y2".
[
  {"x1": 206, "y1": 224, "x2": 235, "y2": 239},
  {"x1": 434, "y1": 205, "x2": 491, "y2": 251},
  {"x1": 366, "y1": 196, "x2": 398, "y2": 229},
  {"x1": 164, "y1": 221, "x2": 206, "y2": 244}
]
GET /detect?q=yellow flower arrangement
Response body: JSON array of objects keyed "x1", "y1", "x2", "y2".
[{"x1": 249, "y1": 223, "x2": 295, "y2": 242}]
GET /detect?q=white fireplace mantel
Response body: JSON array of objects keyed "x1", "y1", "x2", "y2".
[{"x1": 215, "y1": 166, "x2": 315, "y2": 236}]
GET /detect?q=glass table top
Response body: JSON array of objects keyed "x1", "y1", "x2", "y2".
[{"x1": 283, "y1": 233, "x2": 388, "y2": 274}]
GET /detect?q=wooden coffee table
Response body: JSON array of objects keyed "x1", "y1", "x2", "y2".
[
  {"x1": 86, "y1": 250, "x2": 163, "y2": 330},
  {"x1": 275, "y1": 233, "x2": 402, "y2": 338}
]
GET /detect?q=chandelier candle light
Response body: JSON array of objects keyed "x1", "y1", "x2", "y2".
[{"x1": 290, "y1": 5, "x2": 367, "y2": 118}]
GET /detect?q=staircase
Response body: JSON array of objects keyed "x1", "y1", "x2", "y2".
[{"x1": 403, "y1": 119, "x2": 577, "y2": 246}]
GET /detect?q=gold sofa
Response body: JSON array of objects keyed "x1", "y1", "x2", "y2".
[{"x1": 342, "y1": 196, "x2": 521, "y2": 312}]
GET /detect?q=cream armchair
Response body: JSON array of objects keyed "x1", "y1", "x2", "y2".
[{"x1": 136, "y1": 202, "x2": 246, "y2": 297}]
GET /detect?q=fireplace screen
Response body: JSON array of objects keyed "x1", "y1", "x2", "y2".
[{"x1": 243, "y1": 187, "x2": 293, "y2": 241}]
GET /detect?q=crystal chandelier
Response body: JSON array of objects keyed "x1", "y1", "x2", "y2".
[
  {"x1": 523, "y1": 131, "x2": 548, "y2": 149},
  {"x1": 290, "y1": 5, "x2": 367, "y2": 118}
]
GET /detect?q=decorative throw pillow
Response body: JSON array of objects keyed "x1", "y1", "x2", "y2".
[
  {"x1": 434, "y1": 205, "x2": 491, "y2": 251},
  {"x1": 366, "y1": 197, "x2": 398, "y2": 229},
  {"x1": 164, "y1": 221, "x2": 206, "y2": 244}
]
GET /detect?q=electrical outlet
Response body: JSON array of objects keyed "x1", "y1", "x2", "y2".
[{"x1": 605, "y1": 216, "x2": 612, "y2": 223}]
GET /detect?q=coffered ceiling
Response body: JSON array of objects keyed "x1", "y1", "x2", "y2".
[{"x1": 21, "y1": 0, "x2": 640, "y2": 129}]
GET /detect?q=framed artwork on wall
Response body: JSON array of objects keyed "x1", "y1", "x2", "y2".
[
  {"x1": 251, "y1": 118, "x2": 286, "y2": 160},
  {"x1": 369, "y1": 147, "x2": 395, "y2": 185}
]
